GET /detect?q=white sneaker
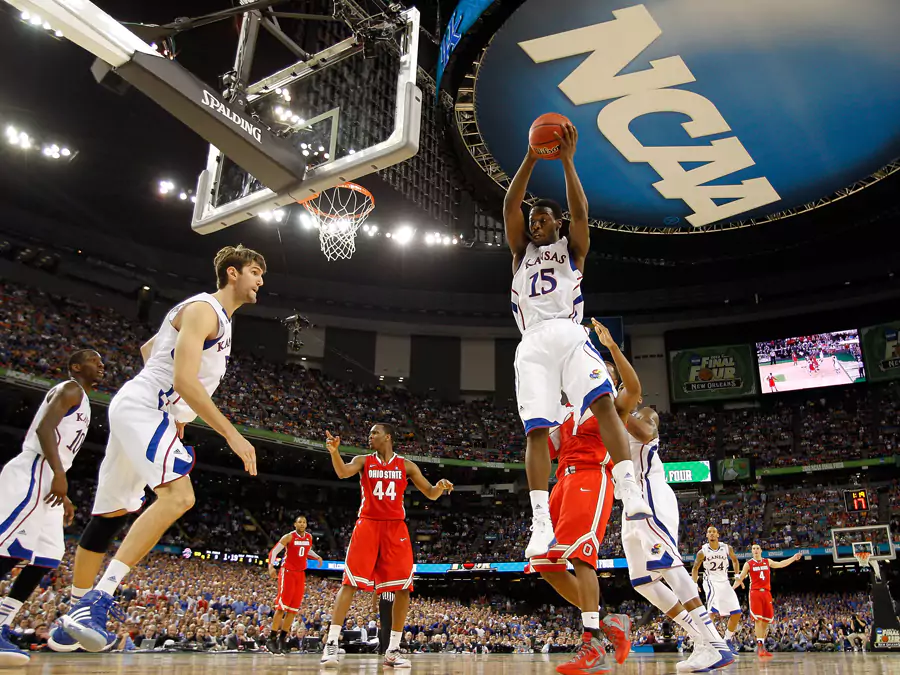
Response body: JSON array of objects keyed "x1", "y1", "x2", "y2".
[
  {"x1": 680, "y1": 643, "x2": 731, "y2": 672},
  {"x1": 320, "y1": 640, "x2": 340, "y2": 668},
  {"x1": 525, "y1": 516, "x2": 556, "y2": 559},
  {"x1": 676, "y1": 645, "x2": 708, "y2": 673},
  {"x1": 616, "y1": 478, "x2": 653, "y2": 521},
  {"x1": 384, "y1": 648, "x2": 411, "y2": 668}
]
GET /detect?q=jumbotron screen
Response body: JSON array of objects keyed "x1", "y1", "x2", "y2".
[{"x1": 756, "y1": 330, "x2": 866, "y2": 394}]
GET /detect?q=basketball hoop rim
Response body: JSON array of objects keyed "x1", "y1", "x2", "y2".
[{"x1": 299, "y1": 182, "x2": 375, "y2": 221}]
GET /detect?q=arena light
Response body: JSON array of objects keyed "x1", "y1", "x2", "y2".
[
  {"x1": 393, "y1": 225, "x2": 414, "y2": 245},
  {"x1": 298, "y1": 212, "x2": 315, "y2": 230}
]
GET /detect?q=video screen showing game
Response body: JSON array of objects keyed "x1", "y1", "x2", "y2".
[{"x1": 756, "y1": 330, "x2": 866, "y2": 394}]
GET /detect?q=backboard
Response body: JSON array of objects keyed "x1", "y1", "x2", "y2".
[
  {"x1": 4, "y1": 0, "x2": 422, "y2": 235},
  {"x1": 831, "y1": 524, "x2": 896, "y2": 563}
]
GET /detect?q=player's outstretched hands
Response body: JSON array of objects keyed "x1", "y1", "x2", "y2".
[
  {"x1": 555, "y1": 123, "x2": 578, "y2": 162},
  {"x1": 435, "y1": 478, "x2": 454, "y2": 494},
  {"x1": 228, "y1": 433, "x2": 257, "y2": 476},
  {"x1": 732, "y1": 576, "x2": 744, "y2": 590},
  {"x1": 591, "y1": 318, "x2": 616, "y2": 349},
  {"x1": 326, "y1": 430, "x2": 341, "y2": 453},
  {"x1": 63, "y1": 496, "x2": 75, "y2": 527},
  {"x1": 45, "y1": 471, "x2": 68, "y2": 508}
]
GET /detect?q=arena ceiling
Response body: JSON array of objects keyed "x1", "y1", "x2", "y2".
[{"x1": 0, "y1": 0, "x2": 898, "y2": 304}]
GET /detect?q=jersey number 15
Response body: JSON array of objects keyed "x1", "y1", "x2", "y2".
[{"x1": 528, "y1": 269, "x2": 557, "y2": 298}]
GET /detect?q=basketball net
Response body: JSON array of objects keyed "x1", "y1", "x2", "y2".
[
  {"x1": 854, "y1": 550, "x2": 883, "y2": 581},
  {"x1": 300, "y1": 182, "x2": 375, "y2": 261}
]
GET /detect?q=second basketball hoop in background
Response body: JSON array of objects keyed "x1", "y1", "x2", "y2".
[{"x1": 300, "y1": 182, "x2": 375, "y2": 261}]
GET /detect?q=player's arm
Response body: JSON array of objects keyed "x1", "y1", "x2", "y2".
[
  {"x1": 268, "y1": 533, "x2": 291, "y2": 578},
  {"x1": 308, "y1": 547, "x2": 323, "y2": 564},
  {"x1": 173, "y1": 302, "x2": 256, "y2": 475},
  {"x1": 140, "y1": 333, "x2": 157, "y2": 364},
  {"x1": 325, "y1": 431, "x2": 365, "y2": 479},
  {"x1": 504, "y1": 148, "x2": 539, "y2": 269},
  {"x1": 592, "y1": 319, "x2": 641, "y2": 414},
  {"x1": 405, "y1": 459, "x2": 454, "y2": 501},
  {"x1": 558, "y1": 124, "x2": 589, "y2": 268},
  {"x1": 691, "y1": 550, "x2": 705, "y2": 583},
  {"x1": 625, "y1": 409, "x2": 658, "y2": 444},
  {"x1": 35, "y1": 381, "x2": 84, "y2": 515},
  {"x1": 733, "y1": 561, "x2": 750, "y2": 589},
  {"x1": 728, "y1": 546, "x2": 741, "y2": 576},
  {"x1": 769, "y1": 552, "x2": 802, "y2": 569}
]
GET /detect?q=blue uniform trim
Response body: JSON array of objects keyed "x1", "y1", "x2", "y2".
[
  {"x1": 524, "y1": 417, "x2": 559, "y2": 435},
  {"x1": 645, "y1": 478, "x2": 679, "y2": 549},
  {"x1": 573, "y1": 294, "x2": 584, "y2": 305},
  {"x1": 33, "y1": 556, "x2": 61, "y2": 569},
  {"x1": 145, "y1": 412, "x2": 170, "y2": 463},
  {"x1": 630, "y1": 575, "x2": 653, "y2": 587},
  {"x1": 511, "y1": 303, "x2": 519, "y2": 314},
  {"x1": 0, "y1": 455, "x2": 40, "y2": 537},
  {"x1": 5, "y1": 538, "x2": 33, "y2": 562},
  {"x1": 646, "y1": 551, "x2": 678, "y2": 571},
  {"x1": 173, "y1": 445, "x2": 196, "y2": 476},
  {"x1": 728, "y1": 609, "x2": 742, "y2": 616},
  {"x1": 569, "y1": 255, "x2": 578, "y2": 272},
  {"x1": 202, "y1": 335, "x2": 221, "y2": 350},
  {"x1": 63, "y1": 404, "x2": 80, "y2": 417},
  {"x1": 580, "y1": 379, "x2": 615, "y2": 417}
]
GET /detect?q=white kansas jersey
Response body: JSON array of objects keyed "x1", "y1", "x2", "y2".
[
  {"x1": 22, "y1": 381, "x2": 90, "y2": 472},
  {"x1": 136, "y1": 293, "x2": 232, "y2": 407},
  {"x1": 701, "y1": 543, "x2": 732, "y2": 582},
  {"x1": 630, "y1": 433, "x2": 663, "y2": 481},
  {"x1": 511, "y1": 237, "x2": 583, "y2": 333}
]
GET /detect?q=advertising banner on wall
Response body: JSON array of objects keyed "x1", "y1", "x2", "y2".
[
  {"x1": 669, "y1": 345, "x2": 757, "y2": 403},
  {"x1": 861, "y1": 322, "x2": 900, "y2": 382}
]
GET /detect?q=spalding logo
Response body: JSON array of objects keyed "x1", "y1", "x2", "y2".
[{"x1": 517, "y1": 5, "x2": 778, "y2": 227}]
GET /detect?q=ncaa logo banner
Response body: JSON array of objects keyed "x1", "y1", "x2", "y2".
[
  {"x1": 669, "y1": 345, "x2": 756, "y2": 403},
  {"x1": 860, "y1": 322, "x2": 900, "y2": 382},
  {"x1": 474, "y1": 0, "x2": 900, "y2": 230}
]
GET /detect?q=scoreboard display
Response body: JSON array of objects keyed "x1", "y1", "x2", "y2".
[{"x1": 844, "y1": 489, "x2": 870, "y2": 513}]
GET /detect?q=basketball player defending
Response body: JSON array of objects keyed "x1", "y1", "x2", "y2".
[
  {"x1": 55, "y1": 246, "x2": 264, "y2": 652},
  {"x1": 733, "y1": 545, "x2": 801, "y2": 657},
  {"x1": 505, "y1": 125, "x2": 650, "y2": 560},
  {"x1": 320, "y1": 424, "x2": 453, "y2": 668},
  {"x1": 266, "y1": 515, "x2": 322, "y2": 655},
  {"x1": 692, "y1": 527, "x2": 742, "y2": 652},
  {"x1": 0, "y1": 350, "x2": 103, "y2": 665}
]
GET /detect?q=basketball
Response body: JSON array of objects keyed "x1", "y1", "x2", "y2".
[{"x1": 529, "y1": 113, "x2": 571, "y2": 159}]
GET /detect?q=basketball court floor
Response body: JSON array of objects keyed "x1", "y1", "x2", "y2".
[
  {"x1": 759, "y1": 360, "x2": 856, "y2": 392},
  {"x1": 16, "y1": 652, "x2": 897, "y2": 674}
]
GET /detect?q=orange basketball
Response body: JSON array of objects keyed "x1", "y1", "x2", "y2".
[{"x1": 529, "y1": 113, "x2": 571, "y2": 160}]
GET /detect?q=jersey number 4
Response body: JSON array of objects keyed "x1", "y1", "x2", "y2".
[
  {"x1": 756, "y1": 568, "x2": 766, "y2": 580},
  {"x1": 373, "y1": 481, "x2": 397, "y2": 501},
  {"x1": 528, "y1": 269, "x2": 557, "y2": 298}
]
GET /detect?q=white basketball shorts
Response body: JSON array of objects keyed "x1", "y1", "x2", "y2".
[
  {"x1": 514, "y1": 320, "x2": 615, "y2": 434},
  {"x1": 704, "y1": 577, "x2": 742, "y2": 616},
  {"x1": 92, "y1": 379, "x2": 196, "y2": 515},
  {"x1": 622, "y1": 476, "x2": 683, "y2": 586},
  {"x1": 0, "y1": 451, "x2": 65, "y2": 568}
]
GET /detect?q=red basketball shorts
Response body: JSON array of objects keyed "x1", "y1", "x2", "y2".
[
  {"x1": 528, "y1": 467, "x2": 613, "y2": 573},
  {"x1": 749, "y1": 589, "x2": 774, "y2": 623},
  {"x1": 275, "y1": 568, "x2": 306, "y2": 613},
  {"x1": 342, "y1": 518, "x2": 414, "y2": 594}
]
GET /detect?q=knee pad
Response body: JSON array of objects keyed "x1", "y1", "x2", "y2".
[
  {"x1": 660, "y1": 566, "x2": 701, "y2": 605},
  {"x1": 634, "y1": 578, "x2": 680, "y2": 614},
  {"x1": 79, "y1": 514, "x2": 129, "y2": 553}
]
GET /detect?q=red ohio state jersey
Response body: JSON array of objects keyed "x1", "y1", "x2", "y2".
[
  {"x1": 358, "y1": 453, "x2": 407, "y2": 520},
  {"x1": 548, "y1": 411, "x2": 611, "y2": 480},
  {"x1": 748, "y1": 558, "x2": 771, "y2": 591},
  {"x1": 283, "y1": 531, "x2": 313, "y2": 571}
]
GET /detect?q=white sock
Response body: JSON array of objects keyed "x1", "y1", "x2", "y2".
[
  {"x1": 724, "y1": 628, "x2": 735, "y2": 640},
  {"x1": 94, "y1": 559, "x2": 131, "y2": 596},
  {"x1": 611, "y1": 460, "x2": 638, "y2": 486},
  {"x1": 71, "y1": 586, "x2": 91, "y2": 602},
  {"x1": 0, "y1": 598, "x2": 23, "y2": 627},
  {"x1": 388, "y1": 630, "x2": 402, "y2": 652},
  {"x1": 672, "y1": 609, "x2": 703, "y2": 643},
  {"x1": 529, "y1": 490, "x2": 550, "y2": 518},
  {"x1": 581, "y1": 611, "x2": 600, "y2": 631},
  {"x1": 688, "y1": 607, "x2": 726, "y2": 649},
  {"x1": 327, "y1": 624, "x2": 341, "y2": 644}
]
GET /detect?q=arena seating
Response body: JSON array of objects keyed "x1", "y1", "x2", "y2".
[
  {"x1": 2, "y1": 280, "x2": 898, "y2": 468},
  {"x1": 0, "y1": 548, "x2": 872, "y2": 654}
]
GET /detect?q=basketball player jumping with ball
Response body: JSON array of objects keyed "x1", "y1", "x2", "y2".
[
  {"x1": 54, "y1": 246, "x2": 264, "y2": 653},
  {"x1": 505, "y1": 120, "x2": 651, "y2": 560}
]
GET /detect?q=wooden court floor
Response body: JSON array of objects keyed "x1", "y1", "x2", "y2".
[{"x1": 12, "y1": 651, "x2": 898, "y2": 674}]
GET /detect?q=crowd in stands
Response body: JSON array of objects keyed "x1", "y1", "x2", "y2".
[
  {"x1": 2, "y1": 280, "x2": 900, "y2": 468},
  {"x1": 1, "y1": 547, "x2": 874, "y2": 655}
]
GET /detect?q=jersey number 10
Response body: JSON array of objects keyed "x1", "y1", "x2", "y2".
[
  {"x1": 67, "y1": 428, "x2": 87, "y2": 456},
  {"x1": 373, "y1": 481, "x2": 397, "y2": 501}
]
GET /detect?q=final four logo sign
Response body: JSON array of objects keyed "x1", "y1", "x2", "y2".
[
  {"x1": 669, "y1": 345, "x2": 756, "y2": 403},
  {"x1": 474, "y1": 0, "x2": 900, "y2": 231},
  {"x1": 684, "y1": 353, "x2": 741, "y2": 393}
]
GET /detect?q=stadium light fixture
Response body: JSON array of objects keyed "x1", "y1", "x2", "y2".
[{"x1": 393, "y1": 225, "x2": 414, "y2": 245}]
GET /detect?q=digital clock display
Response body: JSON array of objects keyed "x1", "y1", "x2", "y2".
[{"x1": 844, "y1": 489, "x2": 869, "y2": 513}]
